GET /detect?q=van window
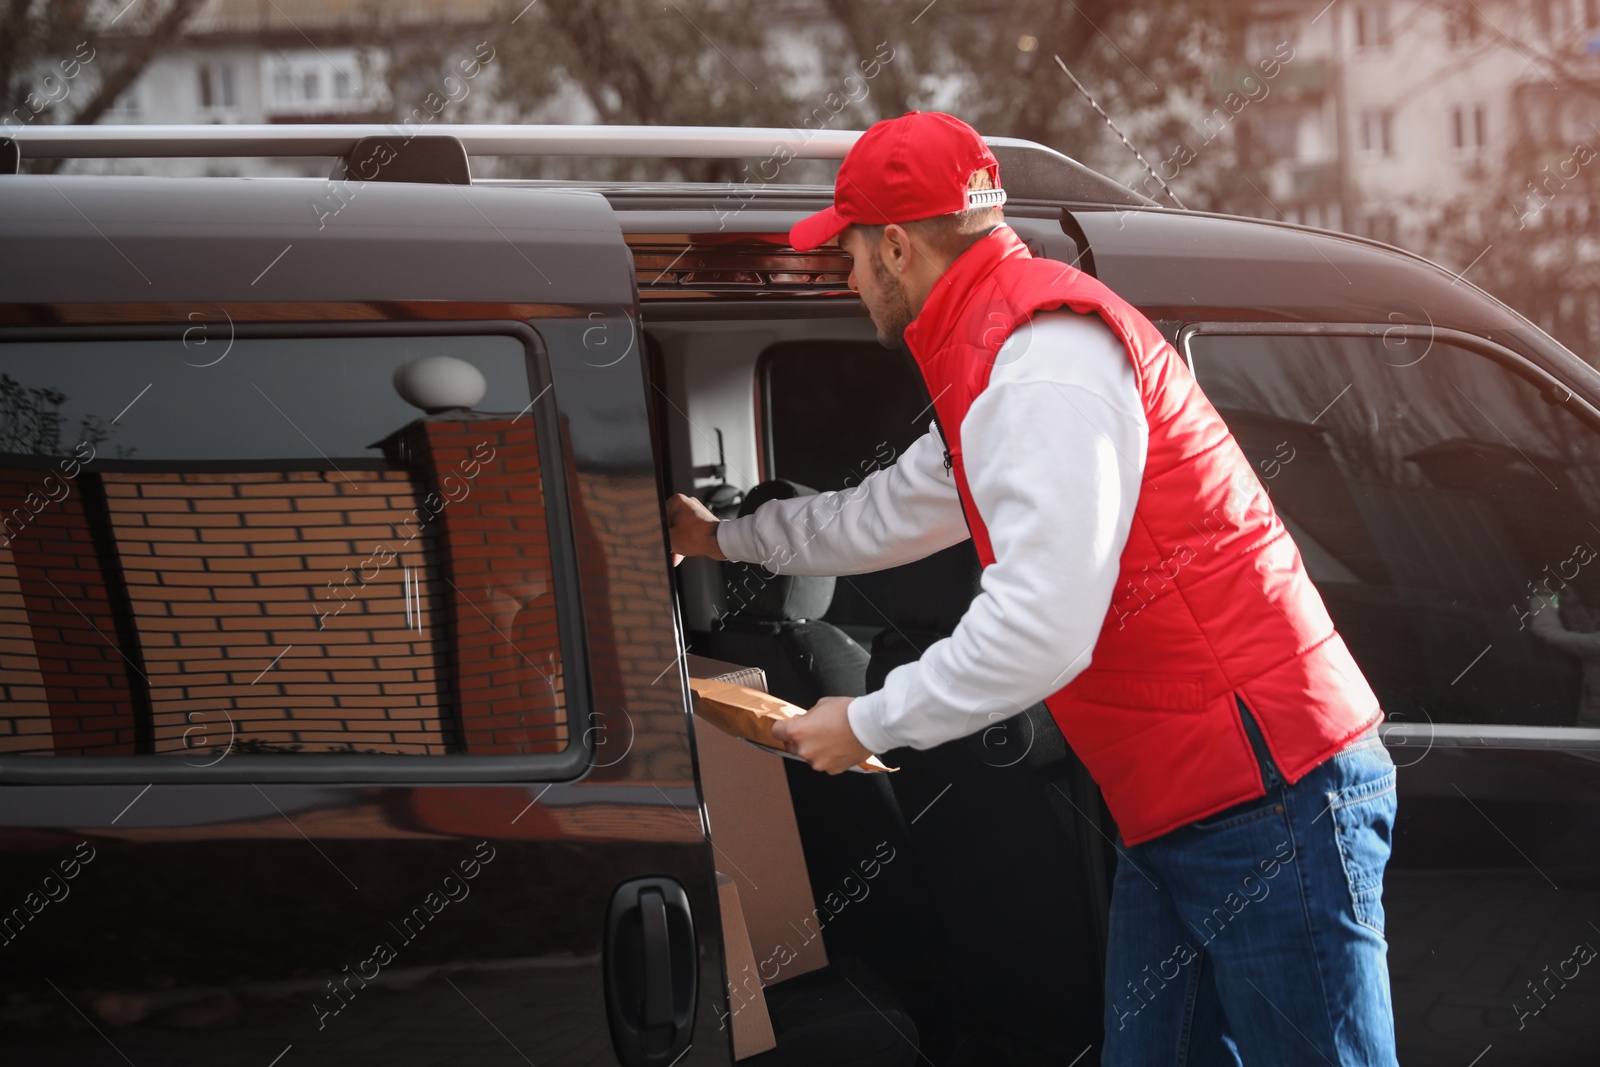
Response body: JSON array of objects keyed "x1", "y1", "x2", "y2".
[
  {"x1": 1190, "y1": 332, "x2": 1600, "y2": 728},
  {"x1": 0, "y1": 334, "x2": 567, "y2": 760},
  {"x1": 760, "y1": 341, "x2": 931, "y2": 639},
  {"x1": 761, "y1": 341, "x2": 928, "y2": 492}
]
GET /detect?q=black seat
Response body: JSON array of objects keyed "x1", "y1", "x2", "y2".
[
  {"x1": 863, "y1": 542, "x2": 1111, "y2": 1065},
  {"x1": 709, "y1": 481, "x2": 1110, "y2": 1064},
  {"x1": 707, "y1": 479, "x2": 871, "y2": 706},
  {"x1": 708, "y1": 481, "x2": 926, "y2": 1065},
  {"x1": 707, "y1": 482, "x2": 946, "y2": 1051}
]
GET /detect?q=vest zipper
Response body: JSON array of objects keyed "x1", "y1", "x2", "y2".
[
  {"x1": 923, "y1": 392, "x2": 955, "y2": 473},
  {"x1": 1235, "y1": 694, "x2": 1283, "y2": 791}
]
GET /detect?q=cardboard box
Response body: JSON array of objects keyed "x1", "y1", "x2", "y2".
[
  {"x1": 717, "y1": 872, "x2": 778, "y2": 1059},
  {"x1": 687, "y1": 654, "x2": 830, "y2": 991}
]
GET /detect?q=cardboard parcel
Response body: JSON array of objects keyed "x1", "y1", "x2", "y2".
[{"x1": 686, "y1": 676, "x2": 893, "y2": 774}]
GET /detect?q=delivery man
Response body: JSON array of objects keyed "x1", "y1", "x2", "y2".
[{"x1": 667, "y1": 111, "x2": 1398, "y2": 1066}]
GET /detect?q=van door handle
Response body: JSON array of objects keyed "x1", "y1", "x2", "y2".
[
  {"x1": 638, "y1": 888, "x2": 673, "y2": 1028},
  {"x1": 605, "y1": 877, "x2": 696, "y2": 1066}
]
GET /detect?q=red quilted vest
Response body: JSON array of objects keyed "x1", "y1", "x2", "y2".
[{"x1": 902, "y1": 225, "x2": 1382, "y2": 845}]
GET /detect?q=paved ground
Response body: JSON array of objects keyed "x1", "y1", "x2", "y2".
[
  {"x1": 1389, "y1": 869, "x2": 1600, "y2": 1066},
  {"x1": 3, "y1": 954, "x2": 733, "y2": 1067}
]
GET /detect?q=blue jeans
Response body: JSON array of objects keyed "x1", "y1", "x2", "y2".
[{"x1": 1102, "y1": 727, "x2": 1399, "y2": 1066}]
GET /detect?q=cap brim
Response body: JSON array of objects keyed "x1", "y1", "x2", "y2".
[{"x1": 789, "y1": 205, "x2": 850, "y2": 252}]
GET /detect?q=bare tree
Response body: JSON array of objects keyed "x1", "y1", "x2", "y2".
[
  {"x1": 485, "y1": 0, "x2": 811, "y2": 182},
  {"x1": 476, "y1": 0, "x2": 1245, "y2": 194},
  {"x1": 65, "y1": 0, "x2": 206, "y2": 128},
  {"x1": 3, "y1": 0, "x2": 206, "y2": 173}
]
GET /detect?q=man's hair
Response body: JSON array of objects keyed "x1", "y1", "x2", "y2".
[{"x1": 852, "y1": 168, "x2": 1004, "y2": 262}]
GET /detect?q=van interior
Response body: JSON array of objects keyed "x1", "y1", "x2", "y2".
[{"x1": 647, "y1": 307, "x2": 1115, "y2": 1067}]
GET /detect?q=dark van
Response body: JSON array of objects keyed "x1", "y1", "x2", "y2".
[{"x1": 1, "y1": 124, "x2": 1598, "y2": 1066}]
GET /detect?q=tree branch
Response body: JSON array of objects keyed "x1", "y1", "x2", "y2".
[
  {"x1": 819, "y1": 0, "x2": 912, "y2": 116},
  {"x1": 68, "y1": 0, "x2": 204, "y2": 125}
]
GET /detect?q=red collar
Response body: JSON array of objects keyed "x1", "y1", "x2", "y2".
[{"x1": 902, "y1": 224, "x2": 1033, "y2": 367}]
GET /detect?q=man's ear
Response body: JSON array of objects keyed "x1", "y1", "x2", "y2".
[{"x1": 881, "y1": 223, "x2": 913, "y2": 274}]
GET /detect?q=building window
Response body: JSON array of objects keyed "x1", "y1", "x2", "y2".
[
  {"x1": 1451, "y1": 104, "x2": 1488, "y2": 151},
  {"x1": 1360, "y1": 109, "x2": 1394, "y2": 155},
  {"x1": 1252, "y1": 18, "x2": 1296, "y2": 57},
  {"x1": 1256, "y1": 112, "x2": 1300, "y2": 160},
  {"x1": 197, "y1": 63, "x2": 237, "y2": 110},
  {"x1": 263, "y1": 50, "x2": 380, "y2": 116},
  {"x1": 1354, "y1": 4, "x2": 1391, "y2": 48}
]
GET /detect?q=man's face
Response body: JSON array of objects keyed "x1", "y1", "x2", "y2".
[{"x1": 843, "y1": 227, "x2": 913, "y2": 349}]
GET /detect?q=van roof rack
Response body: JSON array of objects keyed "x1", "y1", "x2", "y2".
[{"x1": 2, "y1": 123, "x2": 1153, "y2": 208}]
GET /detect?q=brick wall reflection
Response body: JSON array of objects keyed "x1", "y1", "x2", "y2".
[
  {"x1": 0, "y1": 471, "x2": 134, "y2": 754},
  {"x1": 379, "y1": 415, "x2": 565, "y2": 755},
  {"x1": 568, "y1": 467, "x2": 693, "y2": 786},
  {"x1": 0, "y1": 412, "x2": 569, "y2": 758},
  {"x1": 105, "y1": 468, "x2": 450, "y2": 755}
]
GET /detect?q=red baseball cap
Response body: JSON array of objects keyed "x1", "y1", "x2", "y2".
[{"x1": 789, "y1": 111, "x2": 1005, "y2": 252}]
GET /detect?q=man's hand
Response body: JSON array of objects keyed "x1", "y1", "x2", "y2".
[
  {"x1": 771, "y1": 696, "x2": 874, "y2": 775},
  {"x1": 666, "y1": 493, "x2": 726, "y2": 565}
]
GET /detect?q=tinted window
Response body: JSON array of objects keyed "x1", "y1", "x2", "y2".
[
  {"x1": 1191, "y1": 332, "x2": 1600, "y2": 728},
  {"x1": 762, "y1": 341, "x2": 940, "y2": 635},
  {"x1": 762, "y1": 341, "x2": 928, "y2": 492},
  {"x1": 0, "y1": 335, "x2": 566, "y2": 760}
]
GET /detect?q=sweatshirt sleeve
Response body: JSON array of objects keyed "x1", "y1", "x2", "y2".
[
  {"x1": 713, "y1": 428, "x2": 971, "y2": 577},
  {"x1": 845, "y1": 312, "x2": 1147, "y2": 755}
]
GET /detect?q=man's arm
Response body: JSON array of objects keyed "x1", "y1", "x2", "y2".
[
  {"x1": 1530, "y1": 598, "x2": 1600, "y2": 658},
  {"x1": 668, "y1": 428, "x2": 970, "y2": 576},
  {"x1": 844, "y1": 313, "x2": 1147, "y2": 755}
]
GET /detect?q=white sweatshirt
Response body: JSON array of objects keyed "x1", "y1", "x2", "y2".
[{"x1": 715, "y1": 310, "x2": 1149, "y2": 755}]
